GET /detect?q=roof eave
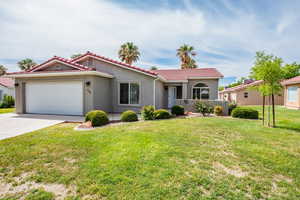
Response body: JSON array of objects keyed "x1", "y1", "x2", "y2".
[{"x1": 5, "y1": 71, "x2": 114, "y2": 79}]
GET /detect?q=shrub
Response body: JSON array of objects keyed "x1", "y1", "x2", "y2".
[
  {"x1": 25, "y1": 189, "x2": 54, "y2": 200},
  {"x1": 85, "y1": 110, "x2": 109, "y2": 126},
  {"x1": 121, "y1": 110, "x2": 138, "y2": 122},
  {"x1": 228, "y1": 102, "x2": 237, "y2": 115},
  {"x1": 214, "y1": 106, "x2": 223, "y2": 116},
  {"x1": 171, "y1": 105, "x2": 185, "y2": 116},
  {"x1": 194, "y1": 101, "x2": 213, "y2": 116},
  {"x1": 231, "y1": 107, "x2": 259, "y2": 119},
  {"x1": 0, "y1": 95, "x2": 15, "y2": 108},
  {"x1": 153, "y1": 109, "x2": 171, "y2": 120},
  {"x1": 141, "y1": 105, "x2": 155, "y2": 120}
]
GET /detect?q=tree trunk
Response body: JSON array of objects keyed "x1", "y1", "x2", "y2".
[
  {"x1": 262, "y1": 95, "x2": 265, "y2": 126},
  {"x1": 268, "y1": 96, "x2": 271, "y2": 127},
  {"x1": 272, "y1": 93, "x2": 275, "y2": 127}
]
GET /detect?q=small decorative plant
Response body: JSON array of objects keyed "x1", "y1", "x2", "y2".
[
  {"x1": 85, "y1": 110, "x2": 109, "y2": 126},
  {"x1": 214, "y1": 106, "x2": 223, "y2": 116},
  {"x1": 153, "y1": 109, "x2": 171, "y2": 119},
  {"x1": 194, "y1": 101, "x2": 213, "y2": 116},
  {"x1": 171, "y1": 105, "x2": 185, "y2": 116},
  {"x1": 121, "y1": 110, "x2": 138, "y2": 122},
  {"x1": 141, "y1": 105, "x2": 155, "y2": 120}
]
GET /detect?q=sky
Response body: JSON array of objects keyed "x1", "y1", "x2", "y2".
[{"x1": 1, "y1": 0, "x2": 300, "y2": 86}]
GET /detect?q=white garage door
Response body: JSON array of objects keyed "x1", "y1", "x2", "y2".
[{"x1": 26, "y1": 81, "x2": 83, "y2": 115}]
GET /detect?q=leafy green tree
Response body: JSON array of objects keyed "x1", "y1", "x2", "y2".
[
  {"x1": 18, "y1": 59, "x2": 36, "y2": 71},
  {"x1": 250, "y1": 51, "x2": 283, "y2": 127},
  {"x1": 281, "y1": 62, "x2": 300, "y2": 79},
  {"x1": 118, "y1": 42, "x2": 140, "y2": 65},
  {"x1": 150, "y1": 66, "x2": 158, "y2": 70},
  {"x1": 70, "y1": 54, "x2": 82, "y2": 59},
  {"x1": 176, "y1": 44, "x2": 197, "y2": 69},
  {"x1": 0, "y1": 65, "x2": 7, "y2": 76}
]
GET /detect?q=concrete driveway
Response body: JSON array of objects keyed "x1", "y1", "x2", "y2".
[{"x1": 0, "y1": 113, "x2": 84, "y2": 140}]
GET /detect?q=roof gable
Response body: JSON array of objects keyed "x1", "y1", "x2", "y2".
[
  {"x1": 28, "y1": 56, "x2": 94, "y2": 72},
  {"x1": 71, "y1": 52, "x2": 157, "y2": 77}
]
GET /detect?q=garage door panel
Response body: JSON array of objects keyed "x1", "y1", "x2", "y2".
[{"x1": 26, "y1": 81, "x2": 83, "y2": 115}]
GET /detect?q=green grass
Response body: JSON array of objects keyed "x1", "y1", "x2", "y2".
[
  {"x1": 0, "y1": 108, "x2": 15, "y2": 114},
  {"x1": 0, "y1": 106, "x2": 300, "y2": 199}
]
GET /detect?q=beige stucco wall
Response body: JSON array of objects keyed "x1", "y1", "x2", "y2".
[
  {"x1": 284, "y1": 84, "x2": 300, "y2": 109},
  {"x1": 187, "y1": 79, "x2": 219, "y2": 100},
  {"x1": 81, "y1": 58, "x2": 158, "y2": 113}
]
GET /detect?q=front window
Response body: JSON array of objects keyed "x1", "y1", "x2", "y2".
[
  {"x1": 176, "y1": 86, "x2": 182, "y2": 99},
  {"x1": 288, "y1": 86, "x2": 298, "y2": 102},
  {"x1": 244, "y1": 92, "x2": 248, "y2": 98},
  {"x1": 192, "y1": 83, "x2": 209, "y2": 100},
  {"x1": 119, "y1": 82, "x2": 140, "y2": 105}
]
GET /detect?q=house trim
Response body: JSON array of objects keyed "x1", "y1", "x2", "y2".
[
  {"x1": 117, "y1": 81, "x2": 142, "y2": 107},
  {"x1": 5, "y1": 71, "x2": 114, "y2": 79}
]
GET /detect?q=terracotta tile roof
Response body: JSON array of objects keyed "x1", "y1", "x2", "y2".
[
  {"x1": 152, "y1": 68, "x2": 223, "y2": 81},
  {"x1": 0, "y1": 77, "x2": 14, "y2": 88},
  {"x1": 282, "y1": 76, "x2": 300, "y2": 85},
  {"x1": 71, "y1": 51, "x2": 157, "y2": 76},
  {"x1": 219, "y1": 80, "x2": 263, "y2": 93}
]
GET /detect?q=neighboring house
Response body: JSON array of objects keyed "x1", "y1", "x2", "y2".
[
  {"x1": 282, "y1": 75, "x2": 300, "y2": 109},
  {"x1": 0, "y1": 77, "x2": 14, "y2": 101},
  {"x1": 219, "y1": 80, "x2": 284, "y2": 105},
  {"x1": 6, "y1": 51, "x2": 223, "y2": 115}
]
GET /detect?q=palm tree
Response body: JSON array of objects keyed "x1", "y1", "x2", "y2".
[
  {"x1": 18, "y1": 59, "x2": 36, "y2": 71},
  {"x1": 176, "y1": 44, "x2": 197, "y2": 69},
  {"x1": 71, "y1": 54, "x2": 82, "y2": 59},
  {"x1": 118, "y1": 42, "x2": 140, "y2": 65},
  {"x1": 0, "y1": 65, "x2": 7, "y2": 76}
]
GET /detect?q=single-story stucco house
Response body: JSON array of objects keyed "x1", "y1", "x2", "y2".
[
  {"x1": 6, "y1": 51, "x2": 223, "y2": 115},
  {"x1": 282, "y1": 75, "x2": 300, "y2": 109},
  {"x1": 219, "y1": 80, "x2": 284, "y2": 105},
  {"x1": 0, "y1": 77, "x2": 14, "y2": 101}
]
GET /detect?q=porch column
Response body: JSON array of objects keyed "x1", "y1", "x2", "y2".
[{"x1": 182, "y1": 83, "x2": 188, "y2": 99}]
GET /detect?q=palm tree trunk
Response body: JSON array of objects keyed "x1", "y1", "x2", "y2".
[
  {"x1": 272, "y1": 93, "x2": 275, "y2": 127},
  {"x1": 262, "y1": 95, "x2": 265, "y2": 126}
]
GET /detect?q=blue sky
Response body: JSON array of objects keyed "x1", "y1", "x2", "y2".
[{"x1": 1, "y1": 0, "x2": 300, "y2": 86}]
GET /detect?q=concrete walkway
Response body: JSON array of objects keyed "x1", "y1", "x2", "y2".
[{"x1": 0, "y1": 113, "x2": 126, "y2": 140}]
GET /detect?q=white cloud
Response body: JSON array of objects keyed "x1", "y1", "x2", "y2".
[{"x1": 0, "y1": 0, "x2": 300, "y2": 77}]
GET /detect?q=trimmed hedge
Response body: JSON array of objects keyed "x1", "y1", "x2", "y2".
[
  {"x1": 85, "y1": 110, "x2": 109, "y2": 126},
  {"x1": 141, "y1": 105, "x2": 155, "y2": 120},
  {"x1": 231, "y1": 107, "x2": 259, "y2": 119},
  {"x1": 171, "y1": 105, "x2": 185, "y2": 116},
  {"x1": 121, "y1": 110, "x2": 138, "y2": 122},
  {"x1": 214, "y1": 106, "x2": 223, "y2": 116},
  {"x1": 153, "y1": 109, "x2": 171, "y2": 120}
]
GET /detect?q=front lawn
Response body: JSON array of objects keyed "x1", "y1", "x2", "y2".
[
  {"x1": 0, "y1": 107, "x2": 299, "y2": 199},
  {"x1": 0, "y1": 108, "x2": 15, "y2": 114}
]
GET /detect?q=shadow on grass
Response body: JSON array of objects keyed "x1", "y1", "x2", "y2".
[{"x1": 276, "y1": 125, "x2": 300, "y2": 133}]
